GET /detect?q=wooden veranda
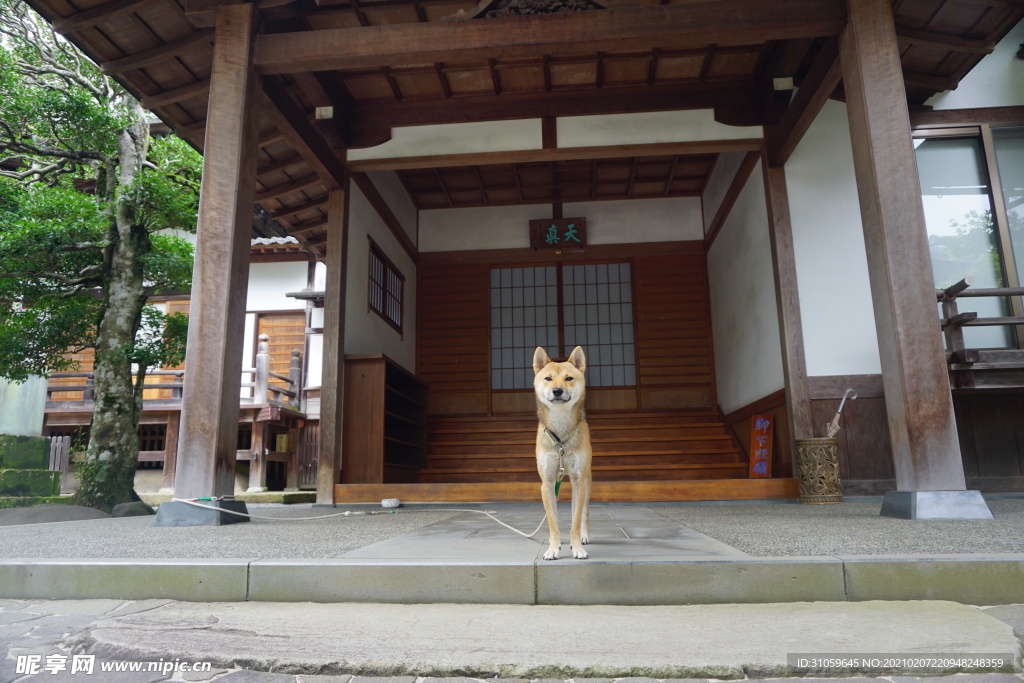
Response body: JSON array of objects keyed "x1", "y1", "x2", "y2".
[{"x1": 23, "y1": 0, "x2": 1024, "y2": 506}]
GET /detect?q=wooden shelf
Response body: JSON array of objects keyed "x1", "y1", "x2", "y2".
[{"x1": 342, "y1": 354, "x2": 429, "y2": 484}]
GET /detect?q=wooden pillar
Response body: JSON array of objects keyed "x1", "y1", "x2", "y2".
[
  {"x1": 161, "y1": 411, "x2": 180, "y2": 491},
  {"x1": 761, "y1": 153, "x2": 814, "y2": 455},
  {"x1": 317, "y1": 185, "x2": 351, "y2": 504},
  {"x1": 838, "y1": 0, "x2": 968, "y2": 495},
  {"x1": 248, "y1": 421, "x2": 269, "y2": 491},
  {"x1": 285, "y1": 423, "x2": 300, "y2": 490},
  {"x1": 174, "y1": 3, "x2": 261, "y2": 499}
]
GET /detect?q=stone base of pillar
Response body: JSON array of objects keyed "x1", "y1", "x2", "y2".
[
  {"x1": 880, "y1": 490, "x2": 993, "y2": 520},
  {"x1": 154, "y1": 499, "x2": 250, "y2": 526}
]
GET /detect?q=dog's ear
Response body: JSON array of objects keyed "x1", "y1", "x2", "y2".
[
  {"x1": 533, "y1": 347, "x2": 551, "y2": 374},
  {"x1": 568, "y1": 346, "x2": 587, "y2": 372}
]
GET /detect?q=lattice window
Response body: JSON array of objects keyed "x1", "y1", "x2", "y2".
[
  {"x1": 562, "y1": 262, "x2": 636, "y2": 387},
  {"x1": 369, "y1": 240, "x2": 404, "y2": 334},
  {"x1": 489, "y1": 262, "x2": 635, "y2": 390}
]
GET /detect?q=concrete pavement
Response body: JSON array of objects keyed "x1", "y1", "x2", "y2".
[
  {"x1": 2, "y1": 502, "x2": 1024, "y2": 605},
  {"x1": 1, "y1": 598, "x2": 1023, "y2": 682},
  {"x1": 2, "y1": 500, "x2": 1024, "y2": 682}
]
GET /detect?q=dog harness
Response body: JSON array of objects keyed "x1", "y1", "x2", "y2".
[{"x1": 544, "y1": 425, "x2": 579, "y2": 496}]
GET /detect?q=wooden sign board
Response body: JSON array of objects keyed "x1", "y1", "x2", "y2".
[
  {"x1": 529, "y1": 218, "x2": 586, "y2": 250},
  {"x1": 748, "y1": 413, "x2": 773, "y2": 478}
]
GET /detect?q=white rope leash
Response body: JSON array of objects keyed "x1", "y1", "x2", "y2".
[{"x1": 170, "y1": 498, "x2": 549, "y2": 539}]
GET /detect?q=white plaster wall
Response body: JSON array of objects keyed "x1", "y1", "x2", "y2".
[
  {"x1": 241, "y1": 312, "x2": 256, "y2": 399},
  {"x1": 420, "y1": 197, "x2": 702, "y2": 251},
  {"x1": 246, "y1": 262, "x2": 308, "y2": 312},
  {"x1": 927, "y1": 19, "x2": 1024, "y2": 110},
  {"x1": 558, "y1": 110, "x2": 762, "y2": 147},
  {"x1": 305, "y1": 334, "x2": 323, "y2": 389},
  {"x1": 344, "y1": 183, "x2": 418, "y2": 373},
  {"x1": 348, "y1": 109, "x2": 763, "y2": 162},
  {"x1": 787, "y1": 99, "x2": 880, "y2": 376},
  {"x1": 701, "y1": 151, "x2": 745, "y2": 232},
  {"x1": 348, "y1": 120, "x2": 543, "y2": 161},
  {"x1": 367, "y1": 170, "x2": 419, "y2": 247},
  {"x1": 0, "y1": 377, "x2": 47, "y2": 436},
  {"x1": 565, "y1": 197, "x2": 703, "y2": 243},
  {"x1": 707, "y1": 160, "x2": 785, "y2": 414},
  {"x1": 419, "y1": 204, "x2": 551, "y2": 252}
]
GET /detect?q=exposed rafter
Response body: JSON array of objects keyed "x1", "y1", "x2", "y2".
[{"x1": 262, "y1": 76, "x2": 348, "y2": 191}]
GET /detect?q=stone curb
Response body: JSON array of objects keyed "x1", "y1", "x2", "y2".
[{"x1": 2, "y1": 555, "x2": 1024, "y2": 605}]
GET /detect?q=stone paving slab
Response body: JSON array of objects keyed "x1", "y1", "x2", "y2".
[
  {"x1": 68, "y1": 600, "x2": 1022, "y2": 678},
  {"x1": 340, "y1": 507, "x2": 749, "y2": 563}
]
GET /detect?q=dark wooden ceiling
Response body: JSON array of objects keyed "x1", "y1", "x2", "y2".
[{"x1": 23, "y1": 0, "x2": 1024, "y2": 255}]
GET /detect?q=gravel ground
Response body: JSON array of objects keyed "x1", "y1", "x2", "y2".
[
  {"x1": 0, "y1": 505, "x2": 462, "y2": 559},
  {"x1": 2, "y1": 498, "x2": 1024, "y2": 559},
  {"x1": 654, "y1": 498, "x2": 1024, "y2": 556}
]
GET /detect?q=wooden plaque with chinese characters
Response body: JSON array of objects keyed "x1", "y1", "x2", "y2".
[
  {"x1": 529, "y1": 218, "x2": 587, "y2": 250},
  {"x1": 748, "y1": 414, "x2": 773, "y2": 478}
]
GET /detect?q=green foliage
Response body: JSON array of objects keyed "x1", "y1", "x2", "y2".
[
  {"x1": 100, "y1": 306, "x2": 190, "y2": 376},
  {"x1": 122, "y1": 136, "x2": 203, "y2": 232}
]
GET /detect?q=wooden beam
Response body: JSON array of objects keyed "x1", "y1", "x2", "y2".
[
  {"x1": 254, "y1": 0, "x2": 847, "y2": 74},
  {"x1": 317, "y1": 185, "x2": 350, "y2": 504},
  {"x1": 140, "y1": 79, "x2": 210, "y2": 110},
  {"x1": 351, "y1": 172, "x2": 418, "y2": 264},
  {"x1": 895, "y1": 26, "x2": 995, "y2": 55},
  {"x1": 703, "y1": 150, "x2": 760, "y2": 248},
  {"x1": 910, "y1": 105, "x2": 1024, "y2": 127},
  {"x1": 262, "y1": 76, "x2": 348, "y2": 191},
  {"x1": 349, "y1": 138, "x2": 764, "y2": 173},
  {"x1": 52, "y1": 0, "x2": 153, "y2": 33},
  {"x1": 350, "y1": 81, "x2": 759, "y2": 135},
  {"x1": 902, "y1": 70, "x2": 960, "y2": 93},
  {"x1": 765, "y1": 39, "x2": 841, "y2": 167},
  {"x1": 839, "y1": 0, "x2": 966, "y2": 492},
  {"x1": 101, "y1": 29, "x2": 215, "y2": 75},
  {"x1": 762, "y1": 152, "x2": 814, "y2": 443},
  {"x1": 175, "y1": 3, "x2": 262, "y2": 499}
]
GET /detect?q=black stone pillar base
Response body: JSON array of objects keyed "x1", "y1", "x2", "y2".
[
  {"x1": 880, "y1": 490, "x2": 992, "y2": 520},
  {"x1": 154, "y1": 499, "x2": 250, "y2": 526}
]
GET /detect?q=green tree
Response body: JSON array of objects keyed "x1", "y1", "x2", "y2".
[{"x1": 0, "y1": 0, "x2": 200, "y2": 511}]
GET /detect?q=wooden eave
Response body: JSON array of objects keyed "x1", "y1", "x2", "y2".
[{"x1": 24, "y1": 0, "x2": 1024, "y2": 257}]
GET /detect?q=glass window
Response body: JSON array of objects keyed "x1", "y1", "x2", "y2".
[
  {"x1": 915, "y1": 135, "x2": 1012, "y2": 348},
  {"x1": 992, "y1": 127, "x2": 1024, "y2": 295},
  {"x1": 489, "y1": 262, "x2": 636, "y2": 389},
  {"x1": 368, "y1": 241, "x2": 403, "y2": 334}
]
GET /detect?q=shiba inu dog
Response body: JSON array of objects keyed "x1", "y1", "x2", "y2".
[{"x1": 533, "y1": 346, "x2": 592, "y2": 560}]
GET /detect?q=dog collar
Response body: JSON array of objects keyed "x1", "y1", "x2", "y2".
[{"x1": 544, "y1": 426, "x2": 579, "y2": 455}]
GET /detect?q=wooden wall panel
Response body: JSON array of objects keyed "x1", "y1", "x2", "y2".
[
  {"x1": 808, "y1": 375, "x2": 894, "y2": 485},
  {"x1": 417, "y1": 242, "x2": 716, "y2": 416},
  {"x1": 417, "y1": 262, "x2": 491, "y2": 415},
  {"x1": 256, "y1": 312, "x2": 306, "y2": 394},
  {"x1": 633, "y1": 247, "x2": 715, "y2": 410},
  {"x1": 724, "y1": 389, "x2": 791, "y2": 478}
]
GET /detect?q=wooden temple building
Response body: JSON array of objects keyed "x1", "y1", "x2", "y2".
[{"x1": 25, "y1": 0, "x2": 1024, "y2": 516}]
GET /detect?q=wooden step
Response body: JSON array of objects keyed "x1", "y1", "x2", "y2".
[
  {"x1": 428, "y1": 438, "x2": 742, "y2": 457},
  {"x1": 428, "y1": 425, "x2": 734, "y2": 443},
  {"x1": 420, "y1": 463, "x2": 748, "y2": 483},
  {"x1": 426, "y1": 450, "x2": 743, "y2": 469},
  {"x1": 334, "y1": 478, "x2": 800, "y2": 504}
]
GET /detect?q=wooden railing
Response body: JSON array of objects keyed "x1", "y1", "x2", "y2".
[
  {"x1": 46, "y1": 333, "x2": 303, "y2": 410},
  {"x1": 46, "y1": 369, "x2": 186, "y2": 404},
  {"x1": 240, "y1": 334, "x2": 302, "y2": 407},
  {"x1": 937, "y1": 275, "x2": 1024, "y2": 371}
]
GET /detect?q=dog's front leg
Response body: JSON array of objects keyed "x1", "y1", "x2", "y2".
[
  {"x1": 569, "y1": 475, "x2": 589, "y2": 559},
  {"x1": 540, "y1": 480, "x2": 560, "y2": 560}
]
